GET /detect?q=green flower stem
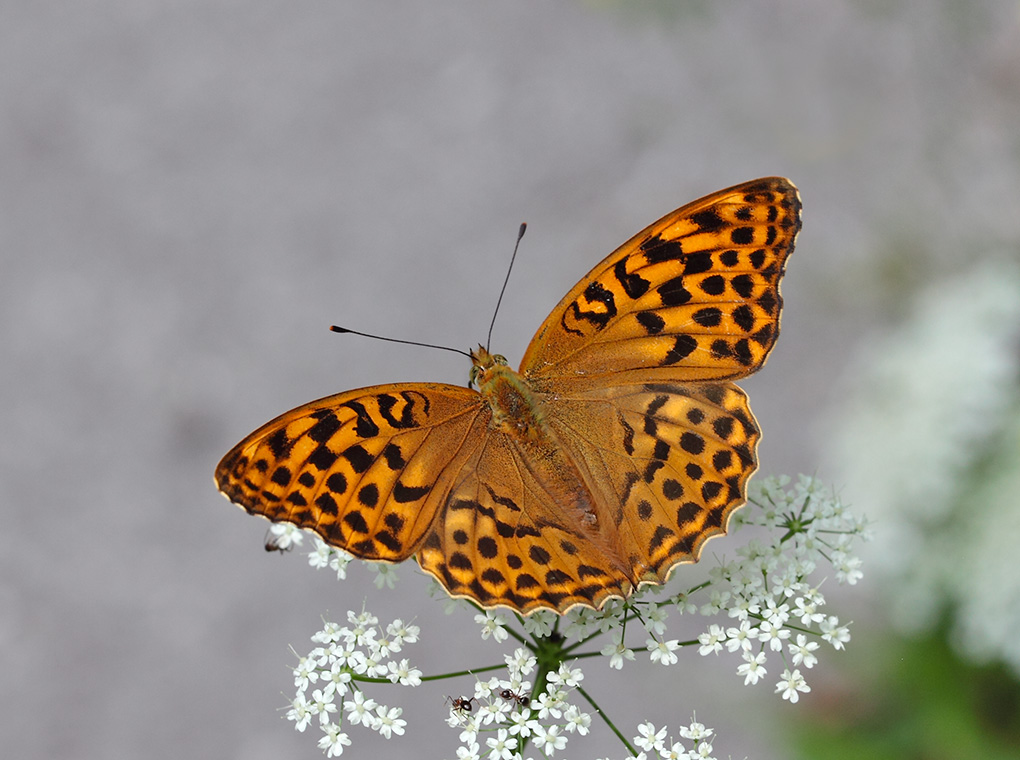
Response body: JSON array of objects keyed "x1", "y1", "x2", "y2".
[
  {"x1": 576, "y1": 684, "x2": 637, "y2": 756},
  {"x1": 351, "y1": 662, "x2": 507, "y2": 685}
]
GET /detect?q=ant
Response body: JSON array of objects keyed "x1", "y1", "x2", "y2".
[
  {"x1": 264, "y1": 530, "x2": 293, "y2": 554},
  {"x1": 446, "y1": 695, "x2": 476, "y2": 713},
  {"x1": 499, "y1": 688, "x2": 531, "y2": 708}
]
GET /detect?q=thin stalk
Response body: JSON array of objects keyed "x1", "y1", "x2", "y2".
[{"x1": 576, "y1": 684, "x2": 637, "y2": 756}]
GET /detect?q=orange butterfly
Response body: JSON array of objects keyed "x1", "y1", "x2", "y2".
[{"x1": 216, "y1": 178, "x2": 801, "y2": 614}]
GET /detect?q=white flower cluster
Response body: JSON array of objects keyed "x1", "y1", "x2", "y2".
[
  {"x1": 278, "y1": 474, "x2": 866, "y2": 757},
  {"x1": 446, "y1": 648, "x2": 592, "y2": 759},
  {"x1": 307, "y1": 537, "x2": 354, "y2": 579},
  {"x1": 617, "y1": 717, "x2": 717, "y2": 760},
  {"x1": 474, "y1": 477, "x2": 865, "y2": 705},
  {"x1": 685, "y1": 475, "x2": 865, "y2": 700},
  {"x1": 286, "y1": 609, "x2": 422, "y2": 757},
  {"x1": 265, "y1": 521, "x2": 303, "y2": 551}
]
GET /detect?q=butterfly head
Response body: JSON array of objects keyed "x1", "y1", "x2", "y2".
[{"x1": 468, "y1": 345, "x2": 508, "y2": 389}]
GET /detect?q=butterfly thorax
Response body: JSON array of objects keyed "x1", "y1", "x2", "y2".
[{"x1": 470, "y1": 346, "x2": 548, "y2": 439}]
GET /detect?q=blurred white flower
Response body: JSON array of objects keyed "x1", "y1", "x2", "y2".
[{"x1": 824, "y1": 263, "x2": 1020, "y2": 655}]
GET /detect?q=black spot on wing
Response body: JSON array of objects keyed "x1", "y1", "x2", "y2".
[
  {"x1": 699, "y1": 275, "x2": 726, "y2": 296},
  {"x1": 734, "y1": 339, "x2": 753, "y2": 366},
  {"x1": 731, "y1": 227, "x2": 754, "y2": 245},
  {"x1": 757, "y1": 290, "x2": 778, "y2": 315},
  {"x1": 481, "y1": 568, "x2": 506, "y2": 586},
  {"x1": 691, "y1": 209, "x2": 724, "y2": 232},
  {"x1": 393, "y1": 481, "x2": 430, "y2": 503},
  {"x1": 266, "y1": 429, "x2": 294, "y2": 459},
  {"x1": 663, "y1": 335, "x2": 697, "y2": 365},
  {"x1": 641, "y1": 234, "x2": 683, "y2": 263},
  {"x1": 676, "y1": 501, "x2": 700, "y2": 526},
  {"x1": 658, "y1": 276, "x2": 692, "y2": 307},
  {"x1": 377, "y1": 391, "x2": 426, "y2": 428},
  {"x1": 315, "y1": 492, "x2": 339, "y2": 515},
  {"x1": 383, "y1": 443, "x2": 405, "y2": 470},
  {"x1": 702, "y1": 385, "x2": 726, "y2": 404},
  {"x1": 614, "y1": 258, "x2": 650, "y2": 298},
  {"x1": 680, "y1": 432, "x2": 705, "y2": 455},
  {"x1": 645, "y1": 460, "x2": 665, "y2": 483},
  {"x1": 376, "y1": 531, "x2": 402, "y2": 553},
  {"x1": 712, "y1": 416, "x2": 735, "y2": 439},
  {"x1": 713, "y1": 450, "x2": 733, "y2": 470},
  {"x1": 344, "y1": 510, "x2": 369, "y2": 534},
  {"x1": 309, "y1": 445, "x2": 338, "y2": 470},
  {"x1": 345, "y1": 402, "x2": 381, "y2": 439},
  {"x1": 682, "y1": 252, "x2": 713, "y2": 275},
  {"x1": 342, "y1": 445, "x2": 373, "y2": 473},
  {"x1": 478, "y1": 536, "x2": 498, "y2": 558},
  {"x1": 619, "y1": 413, "x2": 636, "y2": 455},
  {"x1": 662, "y1": 479, "x2": 683, "y2": 500},
  {"x1": 529, "y1": 546, "x2": 551, "y2": 565},
  {"x1": 732, "y1": 305, "x2": 755, "y2": 332},
  {"x1": 692, "y1": 307, "x2": 722, "y2": 328},
  {"x1": 326, "y1": 472, "x2": 348, "y2": 494},
  {"x1": 701, "y1": 481, "x2": 723, "y2": 501},
  {"x1": 731, "y1": 274, "x2": 754, "y2": 299},
  {"x1": 636, "y1": 311, "x2": 665, "y2": 335},
  {"x1": 357, "y1": 483, "x2": 379, "y2": 508},
  {"x1": 649, "y1": 525, "x2": 675, "y2": 552}
]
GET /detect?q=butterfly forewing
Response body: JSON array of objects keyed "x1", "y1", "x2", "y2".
[
  {"x1": 215, "y1": 384, "x2": 487, "y2": 561},
  {"x1": 521, "y1": 178, "x2": 800, "y2": 387}
]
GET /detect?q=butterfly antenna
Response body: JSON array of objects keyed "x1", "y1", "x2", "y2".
[
  {"x1": 486, "y1": 223, "x2": 527, "y2": 351},
  {"x1": 330, "y1": 326, "x2": 472, "y2": 359}
]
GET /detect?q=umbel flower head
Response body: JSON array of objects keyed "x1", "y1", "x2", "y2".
[{"x1": 275, "y1": 476, "x2": 868, "y2": 758}]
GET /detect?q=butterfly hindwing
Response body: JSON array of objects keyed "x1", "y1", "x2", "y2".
[
  {"x1": 521, "y1": 177, "x2": 800, "y2": 387},
  {"x1": 416, "y1": 427, "x2": 634, "y2": 614},
  {"x1": 215, "y1": 383, "x2": 487, "y2": 561},
  {"x1": 543, "y1": 382, "x2": 760, "y2": 585}
]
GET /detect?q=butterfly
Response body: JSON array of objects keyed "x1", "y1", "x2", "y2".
[{"x1": 215, "y1": 177, "x2": 801, "y2": 615}]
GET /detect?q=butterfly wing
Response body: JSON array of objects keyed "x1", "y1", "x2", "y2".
[
  {"x1": 415, "y1": 424, "x2": 635, "y2": 614},
  {"x1": 216, "y1": 177, "x2": 800, "y2": 613},
  {"x1": 513, "y1": 178, "x2": 800, "y2": 592},
  {"x1": 541, "y1": 381, "x2": 760, "y2": 586},
  {"x1": 520, "y1": 177, "x2": 801, "y2": 387},
  {"x1": 215, "y1": 384, "x2": 488, "y2": 561}
]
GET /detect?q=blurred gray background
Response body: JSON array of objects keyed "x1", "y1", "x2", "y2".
[{"x1": 4, "y1": 2, "x2": 1020, "y2": 759}]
